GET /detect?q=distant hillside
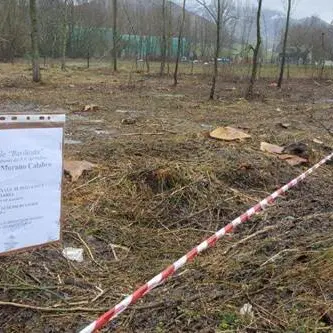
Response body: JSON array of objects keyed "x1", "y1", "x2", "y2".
[
  {"x1": 74, "y1": 0, "x2": 330, "y2": 59},
  {"x1": 171, "y1": 0, "x2": 330, "y2": 48}
]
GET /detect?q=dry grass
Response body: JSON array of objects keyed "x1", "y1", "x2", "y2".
[{"x1": 0, "y1": 60, "x2": 332, "y2": 332}]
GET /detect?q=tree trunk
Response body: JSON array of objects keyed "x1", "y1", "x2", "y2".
[
  {"x1": 166, "y1": 1, "x2": 172, "y2": 75},
  {"x1": 160, "y1": 0, "x2": 167, "y2": 76},
  {"x1": 145, "y1": 37, "x2": 150, "y2": 73},
  {"x1": 113, "y1": 0, "x2": 118, "y2": 72},
  {"x1": 277, "y1": 0, "x2": 291, "y2": 88},
  {"x1": 210, "y1": 0, "x2": 221, "y2": 100},
  {"x1": 319, "y1": 32, "x2": 325, "y2": 79},
  {"x1": 174, "y1": 0, "x2": 186, "y2": 86},
  {"x1": 145, "y1": 55, "x2": 150, "y2": 73},
  {"x1": 29, "y1": 0, "x2": 40, "y2": 82},
  {"x1": 87, "y1": 50, "x2": 90, "y2": 69},
  {"x1": 61, "y1": 0, "x2": 68, "y2": 71},
  {"x1": 246, "y1": 0, "x2": 262, "y2": 99}
]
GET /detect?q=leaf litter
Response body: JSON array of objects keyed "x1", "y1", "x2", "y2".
[{"x1": 260, "y1": 141, "x2": 308, "y2": 166}]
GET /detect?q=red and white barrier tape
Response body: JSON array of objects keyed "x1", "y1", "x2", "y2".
[{"x1": 79, "y1": 152, "x2": 333, "y2": 333}]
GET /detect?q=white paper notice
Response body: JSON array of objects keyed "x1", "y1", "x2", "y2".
[{"x1": 0, "y1": 127, "x2": 63, "y2": 253}]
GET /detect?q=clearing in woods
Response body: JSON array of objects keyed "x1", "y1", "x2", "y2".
[{"x1": 0, "y1": 61, "x2": 332, "y2": 332}]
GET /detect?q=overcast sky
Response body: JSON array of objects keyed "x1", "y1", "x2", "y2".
[{"x1": 257, "y1": 0, "x2": 333, "y2": 23}]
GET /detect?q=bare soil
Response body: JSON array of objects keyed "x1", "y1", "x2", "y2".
[{"x1": 0, "y1": 61, "x2": 332, "y2": 333}]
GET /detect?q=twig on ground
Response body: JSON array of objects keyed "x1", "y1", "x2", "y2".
[
  {"x1": 0, "y1": 301, "x2": 108, "y2": 313},
  {"x1": 0, "y1": 284, "x2": 58, "y2": 291},
  {"x1": 64, "y1": 231, "x2": 103, "y2": 268},
  {"x1": 159, "y1": 227, "x2": 216, "y2": 235},
  {"x1": 109, "y1": 243, "x2": 130, "y2": 261},
  {"x1": 252, "y1": 301, "x2": 288, "y2": 328},
  {"x1": 0, "y1": 268, "x2": 65, "y2": 301},
  {"x1": 260, "y1": 248, "x2": 300, "y2": 267},
  {"x1": 91, "y1": 286, "x2": 108, "y2": 303},
  {"x1": 109, "y1": 244, "x2": 119, "y2": 261},
  {"x1": 117, "y1": 132, "x2": 168, "y2": 136},
  {"x1": 223, "y1": 225, "x2": 277, "y2": 255},
  {"x1": 67, "y1": 175, "x2": 102, "y2": 194},
  {"x1": 229, "y1": 187, "x2": 261, "y2": 203}
]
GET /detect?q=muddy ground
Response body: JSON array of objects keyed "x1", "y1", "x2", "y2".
[{"x1": 0, "y1": 61, "x2": 332, "y2": 333}]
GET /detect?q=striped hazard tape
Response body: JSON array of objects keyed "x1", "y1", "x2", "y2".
[{"x1": 79, "y1": 152, "x2": 333, "y2": 333}]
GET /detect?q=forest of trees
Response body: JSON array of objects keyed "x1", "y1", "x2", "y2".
[
  {"x1": 0, "y1": 0, "x2": 332, "y2": 94},
  {"x1": 0, "y1": 0, "x2": 215, "y2": 62},
  {"x1": 1, "y1": 0, "x2": 332, "y2": 65}
]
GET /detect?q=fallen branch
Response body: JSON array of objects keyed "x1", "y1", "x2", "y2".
[
  {"x1": 223, "y1": 225, "x2": 277, "y2": 255},
  {"x1": 0, "y1": 301, "x2": 109, "y2": 313},
  {"x1": 117, "y1": 132, "x2": 168, "y2": 136},
  {"x1": 0, "y1": 291, "x2": 225, "y2": 313},
  {"x1": 260, "y1": 248, "x2": 300, "y2": 267}
]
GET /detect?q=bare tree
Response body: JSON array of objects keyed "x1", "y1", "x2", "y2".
[
  {"x1": 113, "y1": 0, "x2": 118, "y2": 71},
  {"x1": 160, "y1": 0, "x2": 167, "y2": 75},
  {"x1": 238, "y1": 1, "x2": 256, "y2": 63},
  {"x1": 174, "y1": 0, "x2": 186, "y2": 86},
  {"x1": 61, "y1": 0, "x2": 69, "y2": 70},
  {"x1": 246, "y1": 0, "x2": 262, "y2": 98},
  {"x1": 0, "y1": 1, "x2": 29, "y2": 62},
  {"x1": 277, "y1": 0, "x2": 292, "y2": 88},
  {"x1": 287, "y1": 19, "x2": 333, "y2": 65},
  {"x1": 319, "y1": 32, "x2": 326, "y2": 79},
  {"x1": 29, "y1": 0, "x2": 40, "y2": 82},
  {"x1": 1, "y1": 0, "x2": 225, "y2": 73},
  {"x1": 211, "y1": 0, "x2": 221, "y2": 100},
  {"x1": 166, "y1": 1, "x2": 172, "y2": 75},
  {"x1": 196, "y1": 0, "x2": 222, "y2": 99},
  {"x1": 195, "y1": 0, "x2": 235, "y2": 98}
]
